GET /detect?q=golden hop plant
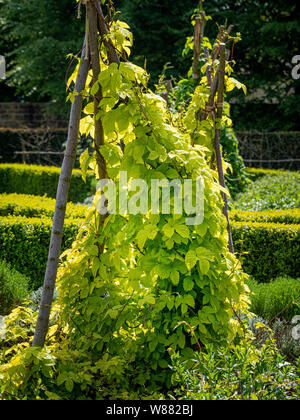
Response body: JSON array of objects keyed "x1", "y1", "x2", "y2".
[
  {"x1": 0, "y1": 2, "x2": 250, "y2": 396},
  {"x1": 57, "y1": 11, "x2": 250, "y2": 389}
]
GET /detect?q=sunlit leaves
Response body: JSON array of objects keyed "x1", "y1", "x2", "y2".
[
  {"x1": 79, "y1": 115, "x2": 94, "y2": 138},
  {"x1": 174, "y1": 223, "x2": 190, "y2": 238},
  {"x1": 79, "y1": 148, "x2": 94, "y2": 183},
  {"x1": 136, "y1": 224, "x2": 158, "y2": 249},
  {"x1": 226, "y1": 77, "x2": 247, "y2": 95},
  {"x1": 170, "y1": 269, "x2": 180, "y2": 286},
  {"x1": 185, "y1": 250, "x2": 198, "y2": 271},
  {"x1": 183, "y1": 276, "x2": 194, "y2": 292},
  {"x1": 56, "y1": 8, "x2": 251, "y2": 394}
]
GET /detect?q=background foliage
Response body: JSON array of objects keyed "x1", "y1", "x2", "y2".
[
  {"x1": 122, "y1": 0, "x2": 300, "y2": 131},
  {"x1": 0, "y1": 164, "x2": 95, "y2": 203},
  {"x1": 232, "y1": 221, "x2": 300, "y2": 281},
  {"x1": 0, "y1": 0, "x2": 85, "y2": 113},
  {"x1": 0, "y1": 0, "x2": 299, "y2": 130}
]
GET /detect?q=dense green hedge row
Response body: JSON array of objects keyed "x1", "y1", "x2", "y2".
[
  {"x1": 0, "y1": 164, "x2": 96, "y2": 203},
  {"x1": 2, "y1": 192, "x2": 299, "y2": 226},
  {"x1": 0, "y1": 164, "x2": 292, "y2": 204},
  {"x1": 230, "y1": 209, "x2": 300, "y2": 225},
  {"x1": 232, "y1": 221, "x2": 300, "y2": 282},
  {"x1": 0, "y1": 193, "x2": 86, "y2": 219},
  {"x1": 0, "y1": 214, "x2": 299, "y2": 290},
  {"x1": 0, "y1": 216, "x2": 80, "y2": 290}
]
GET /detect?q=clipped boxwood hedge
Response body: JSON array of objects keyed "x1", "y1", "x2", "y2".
[
  {"x1": 2, "y1": 192, "x2": 299, "y2": 226},
  {"x1": 0, "y1": 164, "x2": 96, "y2": 203},
  {"x1": 230, "y1": 209, "x2": 300, "y2": 225},
  {"x1": 0, "y1": 213, "x2": 299, "y2": 290},
  {"x1": 0, "y1": 216, "x2": 80, "y2": 290},
  {"x1": 232, "y1": 221, "x2": 300, "y2": 282},
  {"x1": 0, "y1": 193, "x2": 87, "y2": 219}
]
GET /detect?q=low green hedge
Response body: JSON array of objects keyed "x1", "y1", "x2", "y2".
[
  {"x1": 230, "y1": 209, "x2": 300, "y2": 225},
  {"x1": 0, "y1": 193, "x2": 87, "y2": 219},
  {"x1": 2, "y1": 192, "x2": 299, "y2": 226},
  {"x1": 0, "y1": 214, "x2": 299, "y2": 290},
  {"x1": 232, "y1": 221, "x2": 300, "y2": 282},
  {"x1": 0, "y1": 216, "x2": 80, "y2": 290},
  {"x1": 0, "y1": 164, "x2": 96, "y2": 203}
]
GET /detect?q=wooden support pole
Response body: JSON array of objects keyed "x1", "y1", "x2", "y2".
[
  {"x1": 95, "y1": 0, "x2": 120, "y2": 65},
  {"x1": 200, "y1": 72, "x2": 219, "y2": 121},
  {"x1": 32, "y1": 45, "x2": 90, "y2": 347},
  {"x1": 212, "y1": 25, "x2": 225, "y2": 61},
  {"x1": 86, "y1": 1, "x2": 107, "y2": 181},
  {"x1": 86, "y1": 0, "x2": 111, "y2": 246},
  {"x1": 213, "y1": 43, "x2": 234, "y2": 254},
  {"x1": 192, "y1": 17, "x2": 202, "y2": 82},
  {"x1": 192, "y1": 14, "x2": 206, "y2": 82}
]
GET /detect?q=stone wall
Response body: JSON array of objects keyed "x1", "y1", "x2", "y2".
[{"x1": 0, "y1": 103, "x2": 67, "y2": 129}]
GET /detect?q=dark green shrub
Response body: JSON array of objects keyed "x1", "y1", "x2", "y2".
[
  {"x1": 0, "y1": 216, "x2": 80, "y2": 290},
  {"x1": 0, "y1": 193, "x2": 86, "y2": 219},
  {"x1": 0, "y1": 260, "x2": 29, "y2": 315},
  {"x1": 246, "y1": 277, "x2": 300, "y2": 321},
  {"x1": 234, "y1": 172, "x2": 300, "y2": 211},
  {"x1": 232, "y1": 221, "x2": 300, "y2": 281},
  {"x1": 0, "y1": 164, "x2": 96, "y2": 203}
]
